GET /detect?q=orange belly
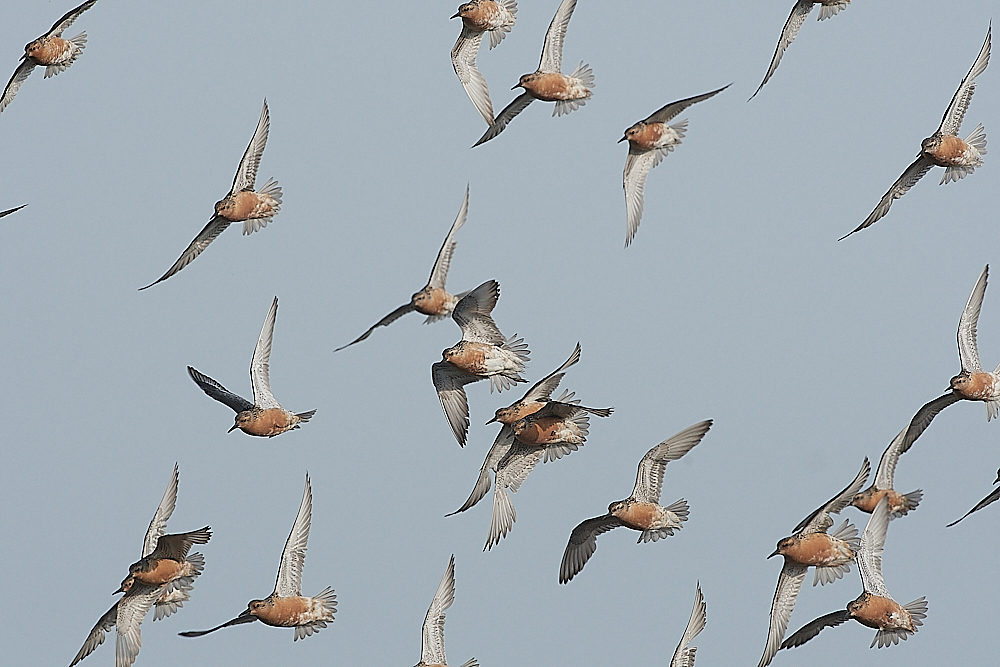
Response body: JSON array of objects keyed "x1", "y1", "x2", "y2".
[
  {"x1": 494, "y1": 401, "x2": 544, "y2": 425},
  {"x1": 413, "y1": 287, "x2": 452, "y2": 317},
  {"x1": 216, "y1": 191, "x2": 275, "y2": 221},
  {"x1": 612, "y1": 502, "x2": 660, "y2": 531},
  {"x1": 853, "y1": 594, "x2": 907, "y2": 630},
  {"x1": 627, "y1": 123, "x2": 667, "y2": 152},
  {"x1": 461, "y1": 1, "x2": 503, "y2": 30},
  {"x1": 782, "y1": 533, "x2": 853, "y2": 567},
  {"x1": 27, "y1": 37, "x2": 71, "y2": 65},
  {"x1": 133, "y1": 559, "x2": 185, "y2": 586},
  {"x1": 253, "y1": 596, "x2": 312, "y2": 627},
  {"x1": 927, "y1": 134, "x2": 971, "y2": 166},
  {"x1": 522, "y1": 73, "x2": 582, "y2": 101},
  {"x1": 444, "y1": 342, "x2": 491, "y2": 374},
  {"x1": 240, "y1": 408, "x2": 296, "y2": 437}
]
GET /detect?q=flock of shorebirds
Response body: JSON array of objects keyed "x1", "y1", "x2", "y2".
[{"x1": 3, "y1": 0, "x2": 997, "y2": 666}]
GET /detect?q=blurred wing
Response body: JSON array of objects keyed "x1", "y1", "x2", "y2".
[
  {"x1": 142, "y1": 464, "x2": 179, "y2": 557},
  {"x1": 938, "y1": 26, "x2": 991, "y2": 136},
  {"x1": 428, "y1": 186, "x2": 470, "y2": 289},
  {"x1": 451, "y1": 30, "x2": 494, "y2": 125},
  {"x1": 795, "y1": 458, "x2": 869, "y2": 534},
  {"x1": 559, "y1": 515, "x2": 623, "y2": 584},
  {"x1": 334, "y1": 303, "x2": 415, "y2": 351},
  {"x1": 958, "y1": 265, "x2": 988, "y2": 373},
  {"x1": 841, "y1": 157, "x2": 933, "y2": 239},
  {"x1": 623, "y1": 149, "x2": 657, "y2": 248},
  {"x1": 749, "y1": 1, "x2": 814, "y2": 100},
  {"x1": 69, "y1": 602, "x2": 118, "y2": 667},
  {"x1": 453, "y1": 280, "x2": 505, "y2": 344},
  {"x1": 670, "y1": 583, "x2": 707, "y2": 667},
  {"x1": 779, "y1": 610, "x2": 851, "y2": 650},
  {"x1": 858, "y1": 496, "x2": 890, "y2": 596},
  {"x1": 631, "y1": 420, "x2": 712, "y2": 503},
  {"x1": 874, "y1": 393, "x2": 961, "y2": 488},
  {"x1": 757, "y1": 562, "x2": 807, "y2": 667},
  {"x1": 116, "y1": 585, "x2": 160, "y2": 667},
  {"x1": 231, "y1": 100, "x2": 270, "y2": 193},
  {"x1": 420, "y1": 555, "x2": 456, "y2": 665},
  {"x1": 47, "y1": 0, "x2": 99, "y2": 37},
  {"x1": 432, "y1": 362, "x2": 481, "y2": 446},
  {"x1": 250, "y1": 296, "x2": 280, "y2": 409},
  {"x1": 0, "y1": 61, "x2": 36, "y2": 113},
  {"x1": 138, "y1": 216, "x2": 232, "y2": 289},
  {"x1": 274, "y1": 475, "x2": 312, "y2": 597},
  {"x1": 187, "y1": 366, "x2": 253, "y2": 413},
  {"x1": 538, "y1": 0, "x2": 578, "y2": 73},
  {"x1": 520, "y1": 342, "x2": 581, "y2": 404},
  {"x1": 473, "y1": 92, "x2": 534, "y2": 147},
  {"x1": 646, "y1": 84, "x2": 730, "y2": 124}
]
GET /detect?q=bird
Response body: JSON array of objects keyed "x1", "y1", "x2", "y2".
[
  {"x1": 780, "y1": 497, "x2": 927, "y2": 651},
  {"x1": 336, "y1": 187, "x2": 473, "y2": 351},
  {"x1": 180, "y1": 474, "x2": 337, "y2": 641},
  {"x1": 140, "y1": 100, "x2": 281, "y2": 289},
  {"x1": 447, "y1": 344, "x2": 612, "y2": 549},
  {"x1": 69, "y1": 464, "x2": 209, "y2": 667},
  {"x1": 749, "y1": 1, "x2": 851, "y2": 100},
  {"x1": 188, "y1": 296, "x2": 315, "y2": 437},
  {"x1": 620, "y1": 84, "x2": 729, "y2": 247},
  {"x1": 947, "y1": 468, "x2": 1000, "y2": 527},
  {"x1": 0, "y1": 0, "x2": 98, "y2": 114},
  {"x1": 946, "y1": 265, "x2": 1000, "y2": 419},
  {"x1": 670, "y1": 583, "x2": 707, "y2": 667},
  {"x1": 451, "y1": 0, "x2": 517, "y2": 125},
  {"x1": 413, "y1": 556, "x2": 478, "y2": 667},
  {"x1": 473, "y1": 0, "x2": 592, "y2": 147},
  {"x1": 851, "y1": 394, "x2": 959, "y2": 518},
  {"x1": 756, "y1": 458, "x2": 869, "y2": 667},
  {"x1": 432, "y1": 280, "x2": 529, "y2": 446},
  {"x1": 843, "y1": 25, "x2": 990, "y2": 238},
  {"x1": 0, "y1": 204, "x2": 27, "y2": 218},
  {"x1": 559, "y1": 420, "x2": 712, "y2": 584}
]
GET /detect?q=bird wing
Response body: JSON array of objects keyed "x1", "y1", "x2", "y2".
[
  {"x1": 47, "y1": 0, "x2": 99, "y2": 38},
  {"x1": 452, "y1": 280, "x2": 505, "y2": 345},
  {"x1": 538, "y1": 0, "x2": 578, "y2": 73},
  {"x1": 273, "y1": 475, "x2": 312, "y2": 598},
  {"x1": 518, "y1": 342, "x2": 581, "y2": 405},
  {"x1": 142, "y1": 464, "x2": 178, "y2": 558},
  {"x1": 115, "y1": 584, "x2": 161, "y2": 667},
  {"x1": 631, "y1": 420, "x2": 712, "y2": 504},
  {"x1": 958, "y1": 265, "x2": 989, "y2": 373},
  {"x1": 448, "y1": 427, "x2": 515, "y2": 515},
  {"x1": 857, "y1": 496, "x2": 891, "y2": 597},
  {"x1": 432, "y1": 362, "x2": 482, "y2": 446},
  {"x1": 623, "y1": 148, "x2": 658, "y2": 248},
  {"x1": 874, "y1": 393, "x2": 961, "y2": 488},
  {"x1": 559, "y1": 514, "x2": 623, "y2": 583},
  {"x1": 187, "y1": 366, "x2": 253, "y2": 413},
  {"x1": 473, "y1": 92, "x2": 534, "y2": 147},
  {"x1": 0, "y1": 204, "x2": 27, "y2": 218},
  {"x1": 947, "y1": 472, "x2": 1000, "y2": 527},
  {"x1": 151, "y1": 527, "x2": 211, "y2": 561},
  {"x1": 451, "y1": 29, "x2": 494, "y2": 125},
  {"x1": 427, "y1": 186, "x2": 470, "y2": 289},
  {"x1": 757, "y1": 562, "x2": 807, "y2": 667},
  {"x1": 670, "y1": 583, "x2": 707, "y2": 667},
  {"x1": 138, "y1": 215, "x2": 233, "y2": 289},
  {"x1": 69, "y1": 601, "x2": 118, "y2": 667},
  {"x1": 794, "y1": 458, "x2": 869, "y2": 535},
  {"x1": 0, "y1": 61, "x2": 36, "y2": 113},
  {"x1": 938, "y1": 25, "x2": 991, "y2": 136},
  {"x1": 779, "y1": 610, "x2": 851, "y2": 650},
  {"x1": 178, "y1": 613, "x2": 258, "y2": 637},
  {"x1": 841, "y1": 156, "x2": 933, "y2": 239},
  {"x1": 335, "y1": 303, "x2": 415, "y2": 351},
  {"x1": 250, "y1": 296, "x2": 281, "y2": 409},
  {"x1": 420, "y1": 555, "x2": 456, "y2": 666},
  {"x1": 749, "y1": 1, "x2": 815, "y2": 100},
  {"x1": 231, "y1": 100, "x2": 270, "y2": 193},
  {"x1": 646, "y1": 84, "x2": 730, "y2": 124}
]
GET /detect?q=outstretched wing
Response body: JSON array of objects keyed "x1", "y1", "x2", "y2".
[
  {"x1": 757, "y1": 562, "x2": 808, "y2": 667},
  {"x1": 334, "y1": 303, "x2": 415, "y2": 351},
  {"x1": 938, "y1": 26, "x2": 991, "y2": 136},
  {"x1": 274, "y1": 475, "x2": 312, "y2": 598},
  {"x1": 646, "y1": 84, "x2": 730, "y2": 124},
  {"x1": 420, "y1": 555, "x2": 456, "y2": 666},
  {"x1": 473, "y1": 92, "x2": 534, "y2": 147},
  {"x1": 623, "y1": 148, "x2": 659, "y2": 248},
  {"x1": 138, "y1": 216, "x2": 233, "y2": 289},
  {"x1": 779, "y1": 610, "x2": 851, "y2": 650},
  {"x1": 187, "y1": 366, "x2": 253, "y2": 413},
  {"x1": 749, "y1": 1, "x2": 814, "y2": 100},
  {"x1": 841, "y1": 156, "x2": 933, "y2": 239},
  {"x1": 631, "y1": 420, "x2": 712, "y2": 503},
  {"x1": 47, "y1": 0, "x2": 99, "y2": 38},
  {"x1": 427, "y1": 186, "x2": 470, "y2": 289},
  {"x1": 142, "y1": 464, "x2": 179, "y2": 558},
  {"x1": 432, "y1": 362, "x2": 482, "y2": 446},
  {"x1": 518, "y1": 342, "x2": 581, "y2": 405},
  {"x1": 0, "y1": 204, "x2": 27, "y2": 218},
  {"x1": 857, "y1": 496, "x2": 891, "y2": 596},
  {"x1": 115, "y1": 584, "x2": 161, "y2": 667},
  {"x1": 178, "y1": 613, "x2": 258, "y2": 637},
  {"x1": 947, "y1": 470, "x2": 1000, "y2": 527},
  {"x1": 448, "y1": 427, "x2": 515, "y2": 515},
  {"x1": 0, "y1": 61, "x2": 36, "y2": 113},
  {"x1": 559, "y1": 514, "x2": 623, "y2": 583},
  {"x1": 231, "y1": 100, "x2": 270, "y2": 193},
  {"x1": 958, "y1": 265, "x2": 989, "y2": 373},
  {"x1": 538, "y1": 0, "x2": 578, "y2": 73},
  {"x1": 671, "y1": 583, "x2": 707, "y2": 667},
  {"x1": 250, "y1": 296, "x2": 280, "y2": 409},
  {"x1": 451, "y1": 30, "x2": 494, "y2": 125},
  {"x1": 794, "y1": 458, "x2": 869, "y2": 534},
  {"x1": 452, "y1": 280, "x2": 505, "y2": 345},
  {"x1": 69, "y1": 602, "x2": 118, "y2": 666},
  {"x1": 874, "y1": 393, "x2": 961, "y2": 488}
]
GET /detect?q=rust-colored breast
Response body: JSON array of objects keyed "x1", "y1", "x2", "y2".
[
  {"x1": 496, "y1": 401, "x2": 544, "y2": 425},
  {"x1": 927, "y1": 134, "x2": 970, "y2": 166},
  {"x1": 414, "y1": 287, "x2": 453, "y2": 317},
  {"x1": 954, "y1": 371, "x2": 997, "y2": 400},
  {"x1": 522, "y1": 73, "x2": 579, "y2": 101},
  {"x1": 445, "y1": 342, "x2": 490, "y2": 375},
  {"x1": 254, "y1": 596, "x2": 312, "y2": 628},
  {"x1": 514, "y1": 416, "x2": 566, "y2": 445},
  {"x1": 240, "y1": 408, "x2": 296, "y2": 437},
  {"x1": 612, "y1": 502, "x2": 659, "y2": 531},
  {"x1": 783, "y1": 534, "x2": 853, "y2": 567},
  {"x1": 217, "y1": 191, "x2": 274, "y2": 221},
  {"x1": 27, "y1": 37, "x2": 70, "y2": 65},
  {"x1": 853, "y1": 595, "x2": 905, "y2": 630},
  {"x1": 628, "y1": 123, "x2": 666, "y2": 152},
  {"x1": 462, "y1": 1, "x2": 502, "y2": 31},
  {"x1": 852, "y1": 488, "x2": 887, "y2": 513},
  {"x1": 133, "y1": 559, "x2": 185, "y2": 586}
]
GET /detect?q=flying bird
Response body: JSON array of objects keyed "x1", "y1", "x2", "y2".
[
  {"x1": 473, "y1": 0, "x2": 593, "y2": 147},
  {"x1": 843, "y1": 25, "x2": 990, "y2": 238},
  {"x1": 757, "y1": 459, "x2": 868, "y2": 667},
  {"x1": 336, "y1": 187, "x2": 473, "y2": 351},
  {"x1": 413, "y1": 556, "x2": 478, "y2": 667},
  {"x1": 432, "y1": 280, "x2": 529, "y2": 446},
  {"x1": 945, "y1": 265, "x2": 1000, "y2": 419},
  {"x1": 188, "y1": 297, "x2": 316, "y2": 437},
  {"x1": 780, "y1": 497, "x2": 927, "y2": 651},
  {"x1": 559, "y1": 420, "x2": 712, "y2": 583},
  {"x1": 750, "y1": 1, "x2": 850, "y2": 100},
  {"x1": 451, "y1": 0, "x2": 517, "y2": 125},
  {"x1": 140, "y1": 100, "x2": 281, "y2": 289},
  {"x1": 620, "y1": 85, "x2": 729, "y2": 247},
  {"x1": 1, "y1": 0, "x2": 98, "y2": 114},
  {"x1": 180, "y1": 475, "x2": 336, "y2": 641}
]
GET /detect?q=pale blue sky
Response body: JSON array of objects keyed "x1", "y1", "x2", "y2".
[{"x1": 1, "y1": 1, "x2": 997, "y2": 666}]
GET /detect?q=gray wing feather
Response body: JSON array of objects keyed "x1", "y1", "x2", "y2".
[
  {"x1": 473, "y1": 92, "x2": 534, "y2": 146},
  {"x1": 842, "y1": 156, "x2": 933, "y2": 239},
  {"x1": 958, "y1": 265, "x2": 988, "y2": 373},
  {"x1": 858, "y1": 496, "x2": 891, "y2": 596},
  {"x1": 231, "y1": 100, "x2": 270, "y2": 193},
  {"x1": 938, "y1": 26, "x2": 991, "y2": 136},
  {"x1": 795, "y1": 458, "x2": 870, "y2": 535},
  {"x1": 250, "y1": 296, "x2": 280, "y2": 409},
  {"x1": 448, "y1": 427, "x2": 515, "y2": 515},
  {"x1": 187, "y1": 366, "x2": 253, "y2": 413},
  {"x1": 646, "y1": 84, "x2": 730, "y2": 124},
  {"x1": 420, "y1": 555, "x2": 456, "y2": 666},
  {"x1": 947, "y1": 472, "x2": 1000, "y2": 527},
  {"x1": 0, "y1": 61, "x2": 36, "y2": 114},
  {"x1": 48, "y1": 0, "x2": 99, "y2": 37},
  {"x1": 335, "y1": 303, "x2": 415, "y2": 351},
  {"x1": 139, "y1": 215, "x2": 233, "y2": 289},
  {"x1": 452, "y1": 31, "x2": 494, "y2": 125},
  {"x1": 671, "y1": 583, "x2": 707, "y2": 667},
  {"x1": 519, "y1": 342, "x2": 581, "y2": 404},
  {"x1": 559, "y1": 515, "x2": 623, "y2": 583},
  {"x1": 538, "y1": 0, "x2": 577, "y2": 72},
  {"x1": 631, "y1": 420, "x2": 712, "y2": 503},
  {"x1": 453, "y1": 280, "x2": 505, "y2": 345},
  {"x1": 779, "y1": 610, "x2": 851, "y2": 650},
  {"x1": 115, "y1": 585, "x2": 160, "y2": 667},
  {"x1": 274, "y1": 475, "x2": 312, "y2": 598},
  {"x1": 874, "y1": 393, "x2": 961, "y2": 488},
  {"x1": 0, "y1": 204, "x2": 27, "y2": 218},
  {"x1": 757, "y1": 562, "x2": 808, "y2": 667},
  {"x1": 427, "y1": 186, "x2": 470, "y2": 289},
  {"x1": 70, "y1": 602, "x2": 118, "y2": 666},
  {"x1": 750, "y1": 1, "x2": 814, "y2": 100},
  {"x1": 142, "y1": 464, "x2": 179, "y2": 558},
  {"x1": 623, "y1": 149, "x2": 657, "y2": 247},
  {"x1": 433, "y1": 362, "x2": 481, "y2": 446}
]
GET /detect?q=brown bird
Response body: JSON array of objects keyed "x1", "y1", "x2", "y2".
[
  {"x1": 451, "y1": 0, "x2": 517, "y2": 125},
  {"x1": 188, "y1": 296, "x2": 315, "y2": 437}
]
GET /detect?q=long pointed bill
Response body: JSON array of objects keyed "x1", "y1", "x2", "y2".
[
  {"x1": 228, "y1": 424, "x2": 239, "y2": 433},
  {"x1": 768, "y1": 549, "x2": 780, "y2": 559},
  {"x1": 485, "y1": 416, "x2": 498, "y2": 425},
  {"x1": 617, "y1": 136, "x2": 626, "y2": 143}
]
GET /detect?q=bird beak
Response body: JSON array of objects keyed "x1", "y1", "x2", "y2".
[
  {"x1": 511, "y1": 83, "x2": 521, "y2": 90},
  {"x1": 113, "y1": 584, "x2": 125, "y2": 594},
  {"x1": 485, "y1": 416, "x2": 498, "y2": 425},
  {"x1": 451, "y1": 12, "x2": 460, "y2": 18},
  {"x1": 617, "y1": 136, "x2": 626, "y2": 143},
  {"x1": 228, "y1": 424, "x2": 239, "y2": 433},
  {"x1": 767, "y1": 549, "x2": 780, "y2": 559}
]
